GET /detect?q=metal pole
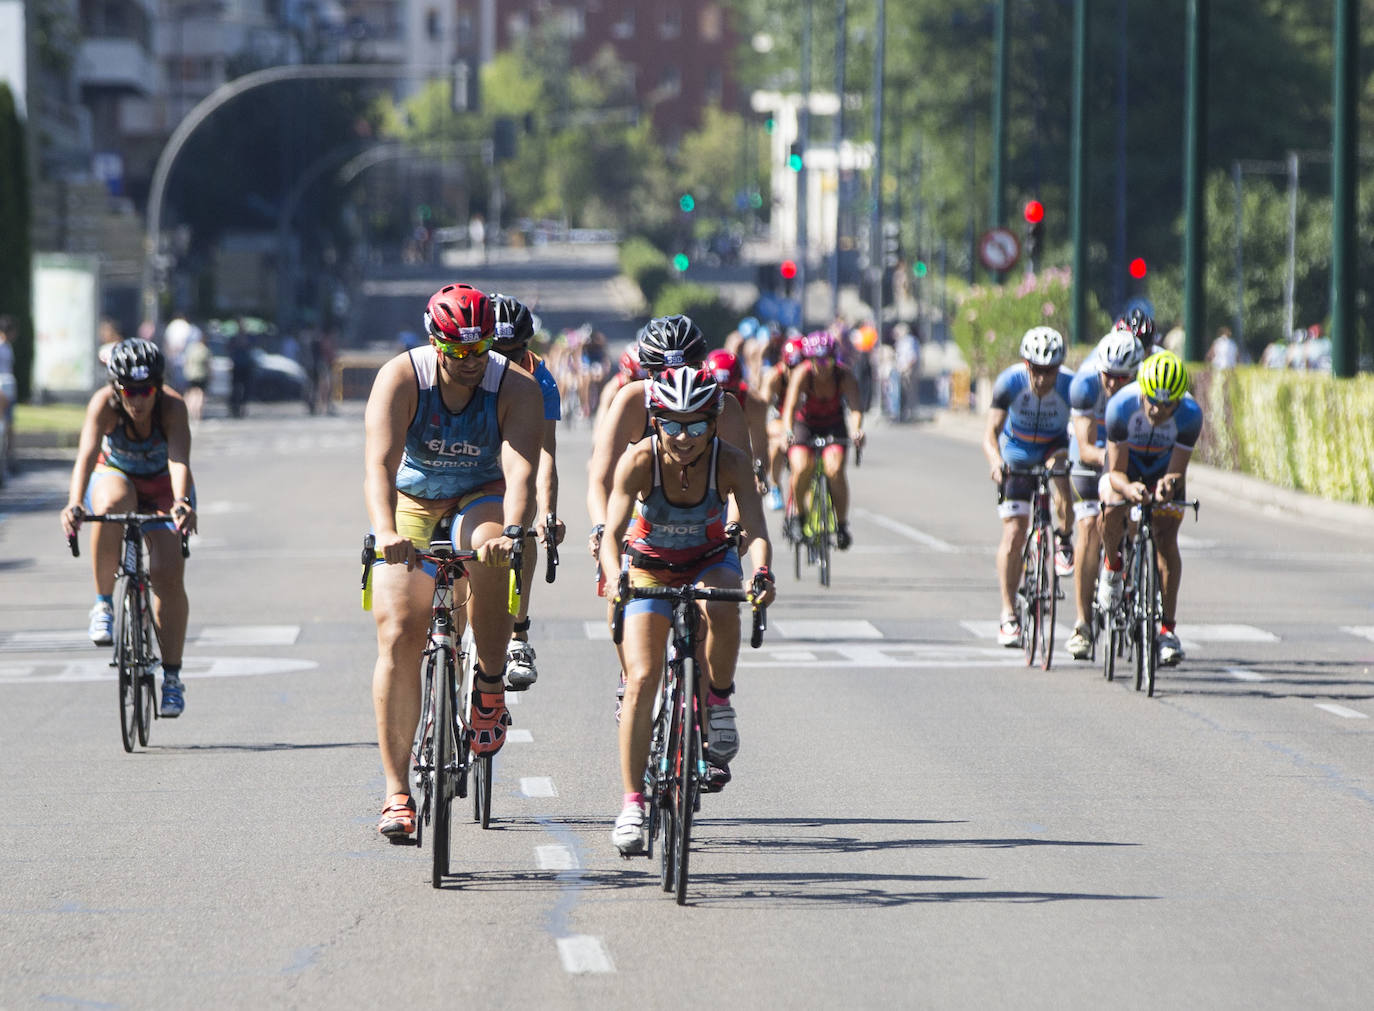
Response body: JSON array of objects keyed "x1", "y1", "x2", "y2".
[
  {"x1": 1330, "y1": 0, "x2": 1358, "y2": 376},
  {"x1": 1232, "y1": 160, "x2": 1244, "y2": 345},
  {"x1": 1111, "y1": 0, "x2": 1127, "y2": 315},
  {"x1": 1069, "y1": 0, "x2": 1089, "y2": 343},
  {"x1": 1182, "y1": 0, "x2": 1209, "y2": 362},
  {"x1": 1282, "y1": 151, "x2": 1298, "y2": 344},
  {"x1": 797, "y1": 0, "x2": 812, "y2": 320},
  {"x1": 829, "y1": 0, "x2": 847, "y2": 321},
  {"x1": 868, "y1": 0, "x2": 886, "y2": 326},
  {"x1": 989, "y1": 0, "x2": 1008, "y2": 282}
]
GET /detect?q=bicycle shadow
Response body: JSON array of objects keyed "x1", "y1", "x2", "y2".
[
  {"x1": 1145, "y1": 658, "x2": 1374, "y2": 702},
  {"x1": 693, "y1": 824, "x2": 1138, "y2": 857},
  {"x1": 155, "y1": 740, "x2": 377, "y2": 754}
]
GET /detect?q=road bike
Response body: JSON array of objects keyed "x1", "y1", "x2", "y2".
[
  {"x1": 69, "y1": 512, "x2": 189, "y2": 752},
  {"x1": 1006, "y1": 463, "x2": 1069, "y2": 671},
  {"x1": 361, "y1": 526, "x2": 526, "y2": 888},
  {"x1": 1096, "y1": 496, "x2": 1199, "y2": 696},
  {"x1": 786, "y1": 436, "x2": 852, "y2": 587},
  {"x1": 610, "y1": 552, "x2": 767, "y2": 905}
]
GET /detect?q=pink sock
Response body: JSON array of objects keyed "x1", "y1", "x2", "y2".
[
  {"x1": 623, "y1": 792, "x2": 644, "y2": 807},
  {"x1": 707, "y1": 690, "x2": 731, "y2": 706}
]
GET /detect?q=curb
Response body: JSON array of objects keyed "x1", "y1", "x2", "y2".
[{"x1": 929, "y1": 408, "x2": 1374, "y2": 534}]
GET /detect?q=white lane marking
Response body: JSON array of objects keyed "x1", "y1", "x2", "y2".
[
  {"x1": 192, "y1": 625, "x2": 301, "y2": 647},
  {"x1": 1176, "y1": 533, "x2": 1217, "y2": 550},
  {"x1": 520, "y1": 777, "x2": 557, "y2": 797},
  {"x1": 738, "y1": 642, "x2": 1025, "y2": 669},
  {"x1": 772, "y1": 649, "x2": 818, "y2": 662},
  {"x1": 505, "y1": 691, "x2": 520, "y2": 705},
  {"x1": 1179, "y1": 624, "x2": 1279, "y2": 643},
  {"x1": 506, "y1": 728, "x2": 533, "y2": 743},
  {"x1": 584, "y1": 621, "x2": 611, "y2": 641},
  {"x1": 0, "y1": 656, "x2": 317, "y2": 684},
  {"x1": 1226, "y1": 667, "x2": 1270, "y2": 682},
  {"x1": 852, "y1": 507, "x2": 958, "y2": 553},
  {"x1": 771, "y1": 619, "x2": 882, "y2": 640},
  {"x1": 960, "y1": 620, "x2": 1075, "y2": 641},
  {"x1": 536, "y1": 844, "x2": 579, "y2": 870},
  {"x1": 557, "y1": 935, "x2": 614, "y2": 974},
  {"x1": 1341, "y1": 626, "x2": 1374, "y2": 643},
  {"x1": 1, "y1": 630, "x2": 92, "y2": 653},
  {"x1": 1315, "y1": 703, "x2": 1369, "y2": 720}
]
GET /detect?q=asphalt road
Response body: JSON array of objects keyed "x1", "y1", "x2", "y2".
[{"x1": 5, "y1": 263, "x2": 1374, "y2": 1008}]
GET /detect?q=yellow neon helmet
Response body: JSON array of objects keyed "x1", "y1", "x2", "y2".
[{"x1": 1137, "y1": 350, "x2": 1189, "y2": 403}]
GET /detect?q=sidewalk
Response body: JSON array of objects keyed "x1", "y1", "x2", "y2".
[{"x1": 928, "y1": 406, "x2": 1374, "y2": 536}]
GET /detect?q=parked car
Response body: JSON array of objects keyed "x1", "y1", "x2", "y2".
[{"x1": 205, "y1": 335, "x2": 308, "y2": 403}]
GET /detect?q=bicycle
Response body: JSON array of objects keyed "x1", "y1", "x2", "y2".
[
  {"x1": 610, "y1": 557, "x2": 767, "y2": 905},
  {"x1": 68, "y1": 512, "x2": 189, "y2": 753},
  {"x1": 786, "y1": 436, "x2": 853, "y2": 588},
  {"x1": 1004, "y1": 463, "x2": 1069, "y2": 671},
  {"x1": 360, "y1": 526, "x2": 525, "y2": 888},
  {"x1": 1097, "y1": 496, "x2": 1199, "y2": 696}
]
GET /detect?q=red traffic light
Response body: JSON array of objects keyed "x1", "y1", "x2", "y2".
[
  {"x1": 1023, "y1": 200, "x2": 1045, "y2": 225},
  {"x1": 780, "y1": 260, "x2": 798, "y2": 280},
  {"x1": 1128, "y1": 257, "x2": 1148, "y2": 280}
]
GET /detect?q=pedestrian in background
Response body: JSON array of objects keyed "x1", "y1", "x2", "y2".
[
  {"x1": 0, "y1": 314, "x2": 18, "y2": 477},
  {"x1": 182, "y1": 331, "x2": 211, "y2": 422},
  {"x1": 1205, "y1": 327, "x2": 1238, "y2": 370}
]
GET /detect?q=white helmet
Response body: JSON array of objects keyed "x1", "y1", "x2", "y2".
[
  {"x1": 1020, "y1": 326, "x2": 1066, "y2": 367},
  {"x1": 647, "y1": 366, "x2": 724, "y2": 416},
  {"x1": 1095, "y1": 330, "x2": 1145, "y2": 378}
]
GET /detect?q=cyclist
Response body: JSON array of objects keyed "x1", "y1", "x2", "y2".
[
  {"x1": 488, "y1": 292, "x2": 566, "y2": 691},
  {"x1": 1097, "y1": 350, "x2": 1202, "y2": 667},
  {"x1": 364, "y1": 283, "x2": 544, "y2": 838},
  {"x1": 780, "y1": 330, "x2": 865, "y2": 550},
  {"x1": 1064, "y1": 330, "x2": 1146, "y2": 660},
  {"x1": 706, "y1": 348, "x2": 770, "y2": 495},
  {"x1": 600, "y1": 367, "x2": 775, "y2": 855},
  {"x1": 758, "y1": 334, "x2": 804, "y2": 511},
  {"x1": 59, "y1": 338, "x2": 198, "y2": 717},
  {"x1": 983, "y1": 326, "x2": 1074, "y2": 647}
]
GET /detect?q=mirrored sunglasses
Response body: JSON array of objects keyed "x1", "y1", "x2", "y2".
[
  {"x1": 433, "y1": 336, "x2": 494, "y2": 360},
  {"x1": 118, "y1": 383, "x2": 157, "y2": 398},
  {"x1": 657, "y1": 418, "x2": 711, "y2": 438}
]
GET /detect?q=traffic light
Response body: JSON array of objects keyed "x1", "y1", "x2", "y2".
[
  {"x1": 1128, "y1": 257, "x2": 1148, "y2": 280},
  {"x1": 788, "y1": 141, "x2": 803, "y2": 172},
  {"x1": 673, "y1": 253, "x2": 690, "y2": 271},
  {"x1": 913, "y1": 260, "x2": 929, "y2": 278},
  {"x1": 765, "y1": 116, "x2": 776, "y2": 134},
  {"x1": 779, "y1": 259, "x2": 798, "y2": 281},
  {"x1": 493, "y1": 117, "x2": 518, "y2": 161},
  {"x1": 881, "y1": 221, "x2": 902, "y2": 269},
  {"x1": 678, "y1": 193, "x2": 695, "y2": 213},
  {"x1": 1023, "y1": 199, "x2": 1045, "y2": 264}
]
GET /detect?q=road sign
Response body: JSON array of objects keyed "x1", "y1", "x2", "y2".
[{"x1": 979, "y1": 228, "x2": 1021, "y2": 272}]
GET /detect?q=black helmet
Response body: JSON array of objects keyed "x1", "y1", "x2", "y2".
[
  {"x1": 488, "y1": 292, "x2": 534, "y2": 350},
  {"x1": 636, "y1": 314, "x2": 707, "y2": 373},
  {"x1": 1126, "y1": 307, "x2": 1157, "y2": 341},
  {"x1": 107, "y1": 338, "x2": 165, "y2": 386}
]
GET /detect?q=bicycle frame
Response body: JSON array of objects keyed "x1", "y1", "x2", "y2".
[
  {"x1": 1006, "y1": 464, "x2": 1067, "y2": 671},
  {"x1": 793, "y1": 436, "x2": 848, "y2": 587}
]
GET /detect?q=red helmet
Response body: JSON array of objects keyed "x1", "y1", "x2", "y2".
[
  {"x1": 706, "y1": 349, "x2": 743, "y2": 391},
  {"x1": 618, "y1": 347, "x2": 644, "y2": 380},
  {"x1": 782, "y1": 336, "x2": 805, "y2": 368},
  {"x1": 424, "y1": 283, "x2": 494, "y2": 343}
]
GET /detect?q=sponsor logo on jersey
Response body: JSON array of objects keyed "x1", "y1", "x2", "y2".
[{"x1": 426, "y1": 437, "x2": 485, "y2": 458}]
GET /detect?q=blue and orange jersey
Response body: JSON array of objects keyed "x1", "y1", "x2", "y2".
[
  {"x1": 1103, "y1": 381, "x2": 1203, "y2": 479},
  {"x1": 991, "y1": 362, "x2": 1073, "y2": 467}
]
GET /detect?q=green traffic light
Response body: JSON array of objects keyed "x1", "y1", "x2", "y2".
[
  {"x1": 913, "y1": 261, "x2": 928, "y2": 278},
  {"x1": 679, "y1": 194, "x2": 695, "y2": 213},
  {"x1": 765, "y1": 117, "x2": 776, "y2": 134},
  {"x1": 787, "y1": 154, "x2": 802, "y2": 172},
  {"x1": 673, "y1": 253, "x2": 690, "y2": 271},
  {"x1": 749, "y1": 192, "x2": 763, "y2": 209}
]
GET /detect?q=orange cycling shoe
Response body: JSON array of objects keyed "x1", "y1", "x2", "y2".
[
  {"x1": 378, "y1": 793, "x2": 416, "y2": 838},
  {"x1": 470, "y1": 690, "x2": 512, "y2": 756}
]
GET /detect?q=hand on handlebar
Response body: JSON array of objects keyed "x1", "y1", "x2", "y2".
[
  {"x1": 588, "y1": 523, "x2": 604, "y2": 558},
  {"x1": 748, "y1": 567, "x2": 776, "y2": 608},
  {"x1": 170, "y1": 501, "x2": 198, "y2": 536},
  {"x1": 1125, "y1": 481, "x2": 1151, "y2": 505},
  {"x1": 539, "y1": 516, "x2": 566, "y2": 546},
  {"x1": 477, "y1": 533, "x2": 519, "y2": 568},
  {"x1": 989, "y1": 461, "x2": 1006, "y2": 485},
  {"x1": 376, "y1": 531, "x2": 416, "y2": 570},
  {"x1": 60, "y1": 504, "x2": 85, "y2": 540}
]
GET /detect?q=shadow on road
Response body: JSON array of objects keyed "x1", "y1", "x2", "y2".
[
  {"x1": 156, "y1": 740, "x2": 376, "y2": 754},
  {"x1": 1151, "y1": 659, "x2": 1374, "y2": 702}
]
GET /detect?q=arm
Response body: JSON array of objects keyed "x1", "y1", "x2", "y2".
[
  {"x1": 745, "y1": 395, "x2": 770, "y2": 488},
  {"x1": 362, "y1": 357, "x2": 418, "y2": 567},
  {"x1": 1156, "y1": 444, "x2": 1193, "y2": 500},
  {"x1": 839, "y1": 368, "x2": 865, "y2": 451},
  {"x1": 983, "y1": 408, "x2": 1008, "y2": 482},
  {"x1": 537, "y1": 418, "x2": 564, "y2": 544},
  {"x1": 1105, "y1": 440, "x2": 1149, "y2": 503},
  {"x1": 161, "y1": 395, "x2": 197, "y2": 535},
  {"x1": 1072, "y1": 415, "x2": 1105, "y2": 470},
  {"x1": 479, "y1": 371, "x2": 545, "y2": 566},
  {"x1": 780, "y1": 366, "x2": 807, "y2": 440},
  {"x1": 599, "y1": 444, "x2": 651, "y2": 590},
  {"x1": 586, "y1": 380, "x2": 646, "y2": 548},
  {"x1": 716, "y1": 392, "x2": 751, "y2": 457},
  {"x1": 720, "y1": 445, "x2": 776, "y2": 607},
  {"x1": 60, "y1": 390, "x2": 114, "y2": 538}
]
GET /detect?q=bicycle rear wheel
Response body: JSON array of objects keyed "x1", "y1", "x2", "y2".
[
  {"x1": 657, "y1": 673, "x2": 681, "y2": 892},
  {"x1": 115, "y1": 577, "x2": 138, "y2": 752},
  {"x1": 136, "y1": 593, "x2": 156, "y2": 746},
  {"x1": 1020, "y1": 534, "x2": 1040, "y2": 667},
  {"x1": 1140, "y1": 533, "x2": 1160, "y2": 697},
  {"x1": 1037, "y1": 531, "x2": 1057, "y2": 671},
  {"x1": 431, "y1": 651, "x2": 454, "y2": 888},
  {"x1": 673, "y1": 656, "x2": 698, "y2": 905},
  {"x1": 816, "y1": 476, "x2": 833, "y2": 587}
]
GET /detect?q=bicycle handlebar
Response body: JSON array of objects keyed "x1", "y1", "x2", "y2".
[
  {"x1": 68, "y1": 512, "x2": 191, "y2": 559},
  {"x1": 543, "y1": 512, "x2": 559, "y2": 584},
  {"x1": 610, "y1": 583, "x2": 768, "y2": 649}
]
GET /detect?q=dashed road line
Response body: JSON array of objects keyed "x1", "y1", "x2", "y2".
[
  {"x1": 520, "y1": 776, "x2": 557, "y2": 797},
  {"x1": 192, "y1": 625, "x2": 300, "y2": 647},
  {"x1": 1341, "y1": 626, "x2": 1374, "y2": 643},
  {"x1": 771, "y1": 619, "x2": 882, "y2": 640},
  {"x1": 536, "y1": 844, "x2": 579, "y2": 870},
  {"x1": 1315, "y1": 703, "x2": 1369, "y2": 720},
  {"x1": 506, "y1": 728, "x2": 533, "y2": 743},
  {"x1": 852, "y1": 507, "x2": 959, "y2": 553},
  {"x1": 1226, "y1": 667, "x2": 1270, "y2": 682},
  {"x1": 556, "y1": 935, "x2": 614, "y2": 974}
]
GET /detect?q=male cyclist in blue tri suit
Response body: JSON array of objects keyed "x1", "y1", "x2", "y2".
[
  {"x1": 982, "y1": 327, "x2": 1075, "y2": 647},
  {"x1": 1097, "y1": 350, "x2": 1203, "y2": 667},
  {"x1": 1063, "y1": 329, "x2": 1146, "y2": 660}
]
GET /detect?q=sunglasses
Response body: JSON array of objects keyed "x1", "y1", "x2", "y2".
[
  {"x1": 118, "y1": 383, "x2": 157, "y2": 398},
  {"x1": 656, "y1": 418, "x2": 711, "y2": 438},
  {"x1": 433, "y1": 336, "x2": 494, "y2": 360},
  {"x1": 1028, "y1": 365, "x2": 1059, "y2": 376},
  {"x1": 1146, "y1": 396, "x2": 1179, "y2": 409}
]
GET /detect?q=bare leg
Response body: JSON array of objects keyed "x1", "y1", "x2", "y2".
[{"x1": 371, "y1": 563, "x2": 434, "y2": 799}]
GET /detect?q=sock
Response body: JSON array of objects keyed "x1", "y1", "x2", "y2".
[
  {"x1": 1160, "y1": 621, "x2": 1175, "y2": 634},
  {"x1": 707, "y1": 684, "x2": 734, "y2": 706},
  {"x1": 623, "y1": 791, "x2": 644, "y2": 807},
  {"x1": 96, "y1": 594, "x2": 112, "y2": 608},
  {"x1": 162, "y1": 663, "x2": 181, "y2": 682},
  {"x1": 1105, "y1": 557, "x2": 1123, "y2": 572}
]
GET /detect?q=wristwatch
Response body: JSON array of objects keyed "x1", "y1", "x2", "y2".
[{"x1": 503, "y1": 524, "x2": 525, "y2": 540}]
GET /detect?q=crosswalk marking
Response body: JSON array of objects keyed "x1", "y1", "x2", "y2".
[
  {"x1": 771, "y1": 619, "x2": 882, "y2": 640},
  {"x1": 1226, "y1": 667, "x2": 1270, "y2": 682},
  {"x1": 1179, "y1": 624, "x2": 1278, "y2": 643},
  {"x1": 192, "y1": 625, "x2": 300, "y2": 647},
  {"x1": 557, "y1": 935, "x2": 614, "y2": 974},
  {"x1": 739, "y1": 642, "x2": 1023, "y2": 670},
  {"x1": 1341, "y1": 626, "x2": 1374, "y2": 643},
  {"x1": 1, "y1": 625, "x2": 302, "y2": 654},
  {"x1": 506, "y1": 728, "x2": 533, "y2": 743},
  {"x1": 520, "y1": 777, "x2": 557, "y2": 797},
  {"x1": 536, "y1": 845, "x2": 579, "y2": 870},
  {"x1": 1315, "y1": 703, "x2": 1368, "y2": 720}
]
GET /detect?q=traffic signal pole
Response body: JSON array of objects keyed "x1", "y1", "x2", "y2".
[
  {"x1": 867, "y1": 0, "x2": 886, "y2": 326},
  {"x1": 796, "y1": 0, "x2": 813, "y2": 316},
  {"x1": 989, "y1": 0, "x2": 1008, "y2": 283},
  {"x1": 828, "y1": 0, "x2": 848, "y2": 322},
  {"x1": 1182, "y1": 0, "x2": 1209, "y2": 362},
  {"x1": 1330, "y1": 0, "x2": 1358, "y2": 377},
  {"x1": 1069, "y1": 0, "x2": 1089, "y2": 343}
]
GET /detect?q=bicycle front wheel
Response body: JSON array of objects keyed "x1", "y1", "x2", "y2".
[
  {"x1": 1037, "y1": 531, "x2": 1057, "y2": 671},
  {"x1": 1140, "y1": 533, "x2": 1160, "y2": 697},
  {"x1": 1020, "y1": 534, "x2": 1039, "y2": 667},
  {"x1": 136, "y1": 594, "x2": 157, "y2": 746},
  {"x1": 673, "y1": 657, "x2": 699, "y2": 905},
  {"x1": 816, "y1": 476, "x2": 833, "y2": 587},
  {"x1": 114, "y1": 576, "x2": 139, "y2": 752},
  {"x1": 431, "y1": 652, "x2": 454, "y2": 888},
  {"x1": 656, "y1": 673, "x2": 681, "y2": 892}
]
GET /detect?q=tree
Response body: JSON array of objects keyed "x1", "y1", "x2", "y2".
[{"x1": 0, "y1": 84, "x2": 32, "y2": 400}]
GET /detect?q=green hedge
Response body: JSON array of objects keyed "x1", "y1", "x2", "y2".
[
  {"x1": 650, "y1": 282, "x2": 735, "y2": 347},
  {"x1": 949, "y1": 267, "x2": 1109, "y2": 378},
  {"x1": 1192, "y1": 366, "x2": 1374, "y2": 505},
  {"x1": 618, "y1": 237, "x2": 670, "y2": 306}
]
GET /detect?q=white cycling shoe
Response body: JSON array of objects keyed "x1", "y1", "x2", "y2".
[
  {"x1": 612, "y1": 801, "x2": 647, "y2": 856},
  {"x1": 1158, "y1": 629, "x2": 1185, "y2": 666}
]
